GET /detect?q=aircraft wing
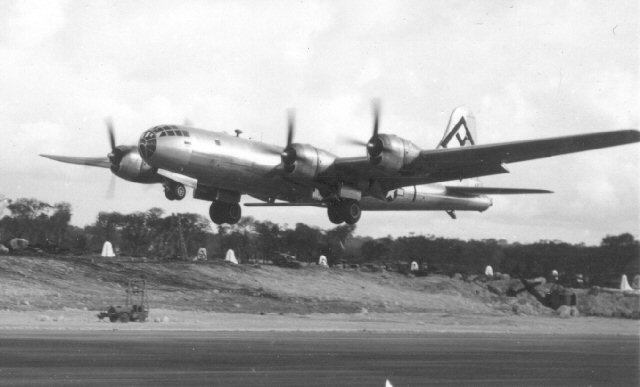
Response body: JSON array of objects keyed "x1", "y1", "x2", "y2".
[
  {"x1": 40, "y1": 154, "x2": 111, "y2": 169},
  {"x1": 325, "y1": 129, "x2": 639, "y2": 191},
  {"x1": 445, "y1": 186, "x2": 552, "y2": 195},
  {"x1": 410, "y1": 129, "x2": 640, "y2": 178},
  {"x1": 244, "y1": 202, "x2": 325, "y2": 207}
]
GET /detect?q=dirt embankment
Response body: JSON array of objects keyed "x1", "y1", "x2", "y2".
[{"x1": 0, "y1": 255, "x2": 637, "y2": 319}]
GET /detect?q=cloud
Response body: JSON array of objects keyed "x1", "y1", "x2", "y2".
[{"x1": 1, "y1": 0, "x2": 68, "y2": 47}]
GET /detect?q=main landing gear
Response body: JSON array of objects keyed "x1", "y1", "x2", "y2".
[
  {"x1": 327, "y1": 199, "x2": 361, "y2": 225},
  {"x1": 164, "y1": 182, "x2": 186, "y2": 201},
  {"x1": 209, "y1": 201, "x2": 241, "y2": 225}
]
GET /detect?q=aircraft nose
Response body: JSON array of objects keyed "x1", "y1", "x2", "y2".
[{"x1": 138, "y1": 129, "x2": 157, "y2": 160}]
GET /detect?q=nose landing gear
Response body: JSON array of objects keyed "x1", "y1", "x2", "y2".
[{"x1": 164, "y1": 182, "x2": 186, "y2": 201}]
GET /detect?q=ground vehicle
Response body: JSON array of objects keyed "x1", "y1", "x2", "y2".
[
  {"x1": 272, "y1": 253, "x2": 302, "y2": 269},
  {"x1": 97, "y1": 279, "x2": 149, "y2": 323}
]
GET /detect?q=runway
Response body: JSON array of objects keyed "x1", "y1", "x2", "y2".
[{"x1": 0, "y1": 331, "x2": 637, "y2": 386}]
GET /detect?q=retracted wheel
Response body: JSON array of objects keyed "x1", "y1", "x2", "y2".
[
  {"x1": 340, "y1": 200, "x2": 361, "y2": 225},
  {"x1": 327, "y1": 204, "x2": 344, "y2": 224}
]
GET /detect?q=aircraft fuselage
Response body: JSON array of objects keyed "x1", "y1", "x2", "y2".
[{"x1": 138, "y1": 124, "x2": 492, "y2": 219}]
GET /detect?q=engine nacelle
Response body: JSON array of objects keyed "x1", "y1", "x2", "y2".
[
  {"x1": 113, "y1": 147, "x2": 158, "y2": 183},
  {"x1": 284, "y1": 144, "x2": 336, "y2": 180},
  {"x1": 368, "y1": 134, "x2": 421, "y2": 171}
]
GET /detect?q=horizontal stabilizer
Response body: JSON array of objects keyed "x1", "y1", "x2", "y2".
[
  {"x1": 40, "y1": 154, "x2": 111, "y2": 169},
  {"x1": 446, "y1": 186, "x2": 553, "y2": 195},
  {"x1": 244, "y1": 202, "x2": 325, "y2": 207}
]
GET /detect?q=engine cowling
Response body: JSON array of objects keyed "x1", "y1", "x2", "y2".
[
  {"x1": 367, "y1": 134, "x2": 421, "y2": 171},
  {"x1": 111, "y1": 146, "x2": 158, "y2": 183},
  {"x1": 282, "y1": 144, "x2": 336, "y2": 180}
]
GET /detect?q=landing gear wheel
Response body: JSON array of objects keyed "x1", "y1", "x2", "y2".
[
  {"x1": 227, "y1": 203, "x2": 241, "y2": 224},
  {"x1": 209, "y1": 202, "x2": 225, "y2": 224},
  {"x1": 118, "y1": 313, "x2": 130, "y2": 323},
  {"x1": 164, "y1": 188, "x2": 176, "y2": 201},
  {"x1": 209, "y1": 201, "x2": 241, "y2": 225},
  {"x1": 327, "y1": 205, "x2": 344, "y2": 224},
  {"x1": 171, "y1": 183, "x2": 186, "y2": 200},
  {"x1": 340, "y1": 200, "x2": 361, "y2": 225}
]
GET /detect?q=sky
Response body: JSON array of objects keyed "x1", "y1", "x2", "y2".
[{"x1": 0, "y1": 0, "x2": 638, "y2": 245}]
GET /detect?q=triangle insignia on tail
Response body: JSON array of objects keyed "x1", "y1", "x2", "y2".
[{"x1": 437, "y1": 106, "x2": 477, "y2": 148}]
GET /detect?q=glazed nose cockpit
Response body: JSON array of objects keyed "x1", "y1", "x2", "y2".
[
  {"x1": 138, "y1": 128, "x2": 158, "y2": 159},
  {"x1": 139, "y1": 125, "x2": 191, "y2": 159},
  {"x1": 138, "y1": 125, "x2": 192, "y2": 171}
]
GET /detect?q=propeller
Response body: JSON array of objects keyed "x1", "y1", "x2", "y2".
[
  {"x1": 106, "y1": 117, "x2": 116, "y2": 150},
  {"x1": 106, "y1": 175, "x2": 116, "y2": 199},
  {"x1": 337, "y1": 100, "x2": 384, "y2": 159},
  {"x1": 281, "y1": 109, "x2": 297, "y2": 172},
  {"x1": 366, "y1": 99, "x2": 384, "y2": 159},
  {"x1": 106, "y1": 118, "x2": 124, "y2": 173}
]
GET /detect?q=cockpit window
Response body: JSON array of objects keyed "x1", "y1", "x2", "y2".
[{"x1": 149, "y1": 125, "x2": 190, "y2": 138}]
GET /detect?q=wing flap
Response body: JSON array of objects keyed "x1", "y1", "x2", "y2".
[{"x1": 40, "y1": 154, "x2": 111, "y2": 169}]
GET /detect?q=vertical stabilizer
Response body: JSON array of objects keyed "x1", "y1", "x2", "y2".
[
  {"x1": 438, "y1": 106, "x2": 481, "y2": 188},
  {"x1": 437, "y1": 106, "x2": 477, "y2": 149}
]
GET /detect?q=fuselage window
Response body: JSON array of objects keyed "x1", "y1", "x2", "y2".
[
  {"x1": 159, "y1": 132, "x2": 167, "y2": 137},
  {"x1": 181, "y1": 130, "x2": 190, "y2": 137},
  {"x1": 215, "y1": 139, "x2": 221, "y2": 146},
  {"x1": 167, "y1": 130, "x2": 176, "y2": 136}
]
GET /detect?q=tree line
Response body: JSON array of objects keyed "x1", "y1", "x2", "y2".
[{"x1": 0, "y1": 198, "x2": 637, "y2": 286}]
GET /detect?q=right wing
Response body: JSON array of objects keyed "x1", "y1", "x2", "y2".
[{"x1": 40, "y1": 154, "x2": 111, "y2": 169}]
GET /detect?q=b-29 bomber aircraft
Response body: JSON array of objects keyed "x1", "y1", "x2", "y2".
[{"x1": 41, "y1": 103, "x2": 640, "y2": 225}]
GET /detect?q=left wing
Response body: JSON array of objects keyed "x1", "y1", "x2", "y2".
[
  {"x1": 409, "y1": 129, "x2": 640, "y2": 182},
  {"x1": 327, "y1": 129, "x2": 639, "y2": 191},
  {"x1": 445, "y1": 186, "x2": 552, "y2": 195}
]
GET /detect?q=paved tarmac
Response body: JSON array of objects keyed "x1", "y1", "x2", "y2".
[{"x1": 0, "y1": 331, "x2": 637, "y2": 386}]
